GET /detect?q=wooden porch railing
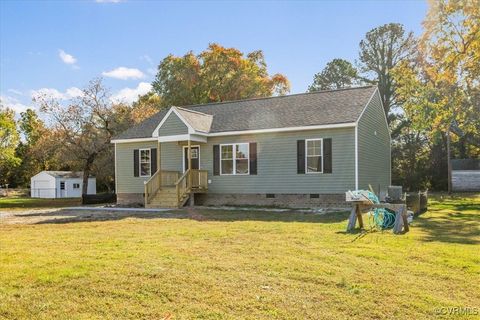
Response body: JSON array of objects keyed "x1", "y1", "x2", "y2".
[
  {"x1": 145, "y1": 170, "x2": 180, "y2": 204},
  {"x1": 191, "y1": 169, "x2": 208, "y2": 190},
  {"x1": 160, "y1": 170, "x2": 180, "y2": 186},
  {"x1": 146, "y1": 169, "x2": 208, "y2": 207},
  {"x1": 174, "y1": 169, "x2": 208, "y2": 205},
  {"x1": 145, "y1": 170, "x2": 161, "y2": 204},
  {"x1": 175, "y1": 169, "x2": 191, "y2": 205}
]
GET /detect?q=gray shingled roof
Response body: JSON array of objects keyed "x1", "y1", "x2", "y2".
[
  {"x1": 114, "y1": 86, "x2": 377, "y2": 140},
  {"x1": 43, "y1": 171, "x2": 94, "y2": 179}
]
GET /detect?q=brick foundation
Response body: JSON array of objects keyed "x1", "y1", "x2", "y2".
[
  {"x1": 117, "y1": 193, "x2": 144, "y2": 206},
  {"x1": 117, "y1": 192, "x2": 348, "y2": 208},
  {"x1": 194, "y1": 193, "x2": 348, "y2": 208}
]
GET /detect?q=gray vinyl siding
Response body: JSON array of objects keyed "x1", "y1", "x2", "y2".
[
  {"x1": 115, "y1": 141, "x2": 158, "y2": 193},
  {"x1": 158, "y1": 113, "x2": 188, "y2": 136},
  {"x1": 357, "y1": 90, "x2": 391, "y2": 193},
  {"x1": 115, "y1": 127, "x2": 356, "y2": 194},
  {"x1": 155, "y1": 128, "x2": 355, "y2": 194},
  {"x1": 203, "y1": 128, "x2": 355, "y2": 194},
  {"x1": 160, "y1": 142, "x2": 183, "y2": 172}
]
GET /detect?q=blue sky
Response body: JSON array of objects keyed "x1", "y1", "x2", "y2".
[{"x1": 0, "y1": 0, "x2": 427, "y2": 114}]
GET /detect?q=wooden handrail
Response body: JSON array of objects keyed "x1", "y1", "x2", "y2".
[
  {"x1": 145, "y1": 170, "x2": 181, "y2": 205},
  {"x1": 175, "y1": 169, "x2": 191, "y2": 205},
  {"x1": 145, "y1": 170, "x2": 161, "y2": 204},
  {"x1": 146, "y1": 169, "x2": 208, "y2": 208}
]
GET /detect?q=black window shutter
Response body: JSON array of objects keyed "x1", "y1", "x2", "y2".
[
  {"x1": 323, "y1": 138, "x2": 332, "y2": 173},
  {"x1": 133, "y1": 149, "x2": 139, "y2": 177},
  {"x1": 151, "y1": 148, "x2": 157, "y2": 174},
  {"x1": 249, "y1": 142, "x2": 257, "y2": 175},
  {"x1": 213, "y1": 145, "x2": 220, "y2": 176},
  {"x1": 297, "y1": 140, "x2": 305, "y2": 174}
]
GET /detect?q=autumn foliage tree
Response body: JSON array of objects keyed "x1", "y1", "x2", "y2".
[
  {"x1": 393, "y1": 0, "x2": 480, "y2": 149},
  {"x1": 0, "y1": 103, "x2": 20, "y2": 185},
  {"x1": 35, "y1": 79, "x2": 119, "y2": 200},
  {"x1": 152, "y1": 43, "x2": 290, "y2": 107}
]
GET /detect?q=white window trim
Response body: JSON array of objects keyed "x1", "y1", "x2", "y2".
[
  {"x1": 182, "y1": 145, "x2": 201, "y2": 173},
  {"x1": 139, "y1": 148, "x2": 151, "y2": 177},
  {"x1": 220, "y1": 143, "x2": 250, "y2": 176},
  {"x1": 305, "y1": 138, "x2": 323, "y2": 174}
]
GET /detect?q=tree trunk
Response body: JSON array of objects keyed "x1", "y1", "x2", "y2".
[{"x1": 81, "y1": 155, "x2": 95, "y2": 204}]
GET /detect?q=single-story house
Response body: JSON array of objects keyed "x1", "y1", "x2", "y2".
[
  {"x1": 452, "y1": 159, "x2": 480, "y2": 192},
  {"x1": 30, "y1": 171, "x2": 96, "y2": 198},
  {"x1": 112, "y1": 85, "x2": 391, "y2": 208}
]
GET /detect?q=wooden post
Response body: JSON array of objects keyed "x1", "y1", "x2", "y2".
[
  {"x1": 188, "y1": 139, "x2": 193, "y2": 206},
  {"x1": 356, "y1": 204, "x2": 364, "y2": 229},
  {"x1": 347, "y1": 203, "x2": 364, "y2": 231},
  {"x1": 447, "y1": 124, "x2": 452, "y2": 194},
  {"x1": 158, "y1": 141, "x2": 161, "y2": 188},
  {"x1": 144, "y1": 182, "x2": 148, "y2": 207},
  {"x1": 393, "y1": 204, "x2": 409, "y2": 234}
]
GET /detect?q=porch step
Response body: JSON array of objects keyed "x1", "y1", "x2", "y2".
[{"x1": 146, "y1": 187, "x2": 189, "y2": 208}]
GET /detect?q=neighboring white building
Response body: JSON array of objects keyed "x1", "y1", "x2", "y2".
[
  {"x1": 30, "y1": 171, "x2": 96, "y2": 198},
  {"x1": 452, "y1": 159, "x2": 480, "y2": 192}
]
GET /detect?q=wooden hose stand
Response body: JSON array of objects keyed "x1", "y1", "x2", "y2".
[{"x1": 346, "y1": 202, "x2": 409, "y2": 234}]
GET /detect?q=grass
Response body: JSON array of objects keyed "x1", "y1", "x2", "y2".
[
  {"x1": 0, "y1": 194, "x2": 479, "y2": 319},
  {"x1": 0, "y1": 197, "x2": 81, "y2": 210}
]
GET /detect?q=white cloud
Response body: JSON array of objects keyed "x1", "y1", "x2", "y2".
[
  {"x1": 31, "y1": 87, "x2": 83, "y2": 100},
  {"x1": 0, "y1": 95, "x2": 31, "y2": 114},
  {"x1": 102, "y1": 67, "x2": 145, "y2": 80},
  {"x1": 111, "y1": 82, "x2": 152, "y2": 104},
  {"x1": 31, "y1": 88, "x2": 65, "y2": 100},
  {"x1": 58, "y1": 49, "x2": 77, "y2": 65},
  {"x1": 65, "y1": 87, "x2": 84, "y2": 98},
  {"x1": 7, "y1": 89, "x2": 23, "y2": 96}
]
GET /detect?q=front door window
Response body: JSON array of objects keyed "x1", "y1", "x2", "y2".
[{"x1": 184, "y1": 146, "x2": 200, "y2": 171}]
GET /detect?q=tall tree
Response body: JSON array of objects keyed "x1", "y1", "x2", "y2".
[
  {"x1": 0, "y1": 103, "x2": 20, "y2": 185},
  {"x1": 358, "y1": 23, "x2": 416, "y2": 122},
  {"x1": 393, "y1": 0, "x2": 480, "y2": 148},
  {"x1": 152, "y1": 43, "x2": 290, "y2": 107},
  {"x1": 130, "y1": 92, "x2": 163, "y2": 124},
  {"x1": 308, "y1": 58, "x2": 361, "y2": 92},
  {"x1": 11, "y1": 109, "x2": 49, "y2": 186},
  {"x1": 35, "y1": 79, "x2": 119, "y2": 201}
]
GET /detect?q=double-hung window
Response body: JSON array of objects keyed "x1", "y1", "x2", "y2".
[
  {"x1": 306, "y1": 139, "x2": 323, "y2": 173},
  {"x1": 220, "y1": 143, "x2": 249, "y2": 175},
  {"x1": 139, "y1": 148, "x2": 151, "y2": 177}
]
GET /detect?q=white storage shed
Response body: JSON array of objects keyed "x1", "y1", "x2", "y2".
[{"x1": 30, "y1": 171, "x2": 96, "y2": 198}]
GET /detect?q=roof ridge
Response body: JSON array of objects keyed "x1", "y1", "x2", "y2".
[{"x1": 181, "y1": 85, "x2": 377, "y2": 109}]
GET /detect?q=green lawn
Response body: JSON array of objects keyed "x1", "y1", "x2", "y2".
[
  {"x1": 0, "y1": 195, "x2": 479, "y2": 319},
  {"x1": 0, "y1": 197, "x2": 81, "y2": 210}
]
